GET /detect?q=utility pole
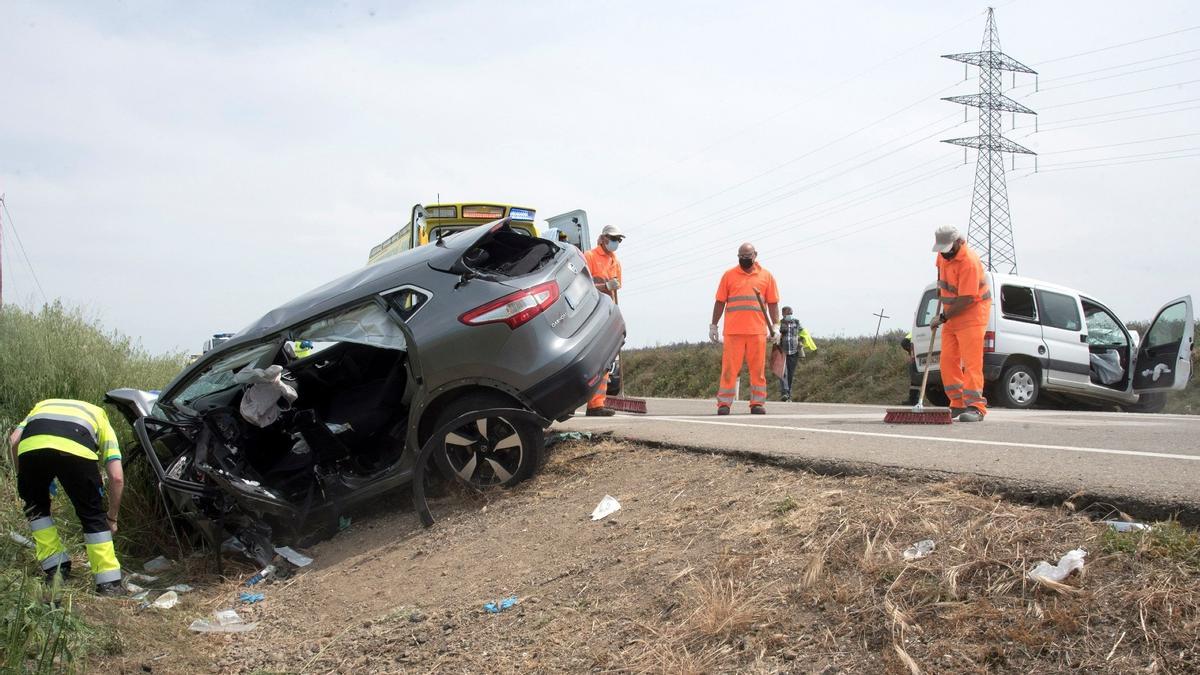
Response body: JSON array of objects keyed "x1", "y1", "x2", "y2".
[
  {"x1": 872, "y1": 308, "x2": 890, "y2": 346},
  {"x1": 941, "y1": 7, "x2": 1037, "y2": 274}
]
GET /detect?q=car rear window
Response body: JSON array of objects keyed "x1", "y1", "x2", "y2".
[
  {"x1": 1001, "y1": 285, "x2": 1037, "y2": 321},
  {"x1": 1037, "y1": 290, "x2": 1082, "y2": 331}
]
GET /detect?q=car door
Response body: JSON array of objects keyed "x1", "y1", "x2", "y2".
[
  {"x1": 543, "y1": 209, "x2": 590, "y2": 250},
  {"x1": 1035, "y1": 287, "x2": 1091, "y2": 390},
  {"x1": 1133, "y1": 296, "x2": 1194, "y2": 393}
]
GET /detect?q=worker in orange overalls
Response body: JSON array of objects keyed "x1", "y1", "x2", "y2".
[
  {"x1": 583, "y1": 225, "x2": 626, "y2": 417},
  {"x1": 709, "y1": 243, "x2": 780, "y2": 415},
  {"x1": 930, "y1": 225, "x2": 993, "y2": 422}
]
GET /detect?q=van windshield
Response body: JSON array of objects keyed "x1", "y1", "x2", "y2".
[{"x1": 915, "y1": 289, "x2": 939, "y2": 327}]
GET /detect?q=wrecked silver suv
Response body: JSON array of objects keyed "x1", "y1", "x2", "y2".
[{"x1": 107, "y1": 219, "x2": 624, "y2": 564}]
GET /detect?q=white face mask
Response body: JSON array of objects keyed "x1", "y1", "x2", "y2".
[{"x1": 604, "y1": 239, "x2": 620, "y2": 252}]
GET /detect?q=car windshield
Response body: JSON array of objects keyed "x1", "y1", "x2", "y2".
[{"x1": 171, "y1": 342, "x2": 278, "y2": 409}]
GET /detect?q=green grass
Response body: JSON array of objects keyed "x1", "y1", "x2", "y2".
[
  {"x1": 1101, "y1": 521, "x2": 1200, "y2": 570},
  {"x1": 0, "y1": 302, "x2": 186, "y2": 672}
]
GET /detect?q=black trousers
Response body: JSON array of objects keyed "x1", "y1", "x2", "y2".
[{"x1": 16, "y1": 449, "x2": 109, "y2": 534}]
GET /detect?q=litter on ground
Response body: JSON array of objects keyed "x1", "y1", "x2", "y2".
[
  {"x1": 274, "y1": 546, "x2": 313, "y2": 567},
  {"x1": 239, "y1": 592, "x2": 265, "y2": 604},
  {"x1": 152, "y1": 591, "x2": 179, "y2": 609},
  {"x1": 546, "y1": 431, "x2": 596, "y2": 447},
  {"x1": 902, "y1": 538, "x2": 936, "y2": 560},
  {"x1": 1028, "y1": 548, "x2": 1087, "y2": 584},
  {"x1": 484, "y1": 596, "x2": 518, "y2": 614},
  {"x1": 166, "y1": 584, "x2": 194, "y2": 593},
  {"x1": 8, "y1": 531, "x2": 35, "y2": 548},
  {"x1": 189, "y1": 609, "x2": 258, "y2": 633},
  {"x1": 591, "y1": 495, "x2": 621, "y2": 521},
  {"x1": 144, "y1": 556, "x2": 174, "y2": 574},
  {"x1": 1104, "y1": 520, "x2": 1151, "y2": 532}
]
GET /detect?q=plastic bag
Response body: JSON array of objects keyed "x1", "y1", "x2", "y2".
[
  {"x1": 591, "y1": 495, "x2": 621, "y2": 521},
  {"x1": 1028, "y1": 548, "x2": 1086, "y2": 584}
]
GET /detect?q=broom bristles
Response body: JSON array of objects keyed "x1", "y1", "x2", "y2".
[
  {"x1": 606, "y1": 396, "x2": 648, "y2": 414},
  {"x1": 883, "y1": 407, "x2": 954, "y2": 425}
]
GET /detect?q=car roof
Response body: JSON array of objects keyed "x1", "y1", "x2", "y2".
[{"x1": 921, "y1": 271, "x2": 1091, "y2": 299}]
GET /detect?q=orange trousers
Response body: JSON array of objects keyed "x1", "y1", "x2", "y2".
[
  {"x1": 717, "y1": 335, "x2": 768, "y2": 410},
  {"x1": 940, "y1": 322, "x2": 988, "y2": 415},
  {"x1": 588, "y1": 372, "x2": 609, "y2": 410}
]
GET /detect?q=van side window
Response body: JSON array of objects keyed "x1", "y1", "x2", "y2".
[
  {"x1": 1001, "y1": 285, "x2": 1036, "y2": 321},
  {"x1": 1036, "y1": 290, "x2": 1082, "y2": 331}
]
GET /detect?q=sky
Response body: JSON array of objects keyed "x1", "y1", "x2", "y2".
[{"x1": 1, "y1": 0, "x2": 1198, "y2": 354}]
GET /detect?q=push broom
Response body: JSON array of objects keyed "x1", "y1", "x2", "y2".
[{"x1": 884, "y1": 296, "x2": 954, "y2": 424}]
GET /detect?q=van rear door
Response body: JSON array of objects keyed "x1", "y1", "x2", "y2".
[
  {"x1": 1035, "y1": 287, "x2": 1091, "y2": 390},
  {"x1": 1133, "y1": 296, "x2": 1194, "y2": 393}
]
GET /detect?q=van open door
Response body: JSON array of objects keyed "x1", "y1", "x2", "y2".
[
  {"x1": 543, "y1": 210, "x2": 590, "y2": 250},
  {"x1": 1133, "y1": 295, "x2": 1193, "y2": 393}
]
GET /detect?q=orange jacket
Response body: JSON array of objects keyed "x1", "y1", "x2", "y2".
[
  {"x1": 935, "y1": 243, "x2": 992, "y2": 327},
  {"x1": 715, "y1": 263, "x2": 779, "y2": 336},
  {"x1": 584, "y1": 245, "x2": 622, "y2": 301}
]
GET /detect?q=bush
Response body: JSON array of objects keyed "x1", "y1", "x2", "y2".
[{"x1": 0, "y1": 302, "x2": 185, "y2": 672}]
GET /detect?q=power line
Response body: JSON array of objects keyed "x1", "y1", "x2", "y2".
[
  {"x1": 1031, "y1": 25, "x2": 1200, "y2": 66},
  {"x1": 1029, "y1": 55, "x2": 1200, "y2": 94},
  {"x1": 1017, "y1": 47, "x2": 1200, "y2": 87},
  {"x1": 1038, "y1": 144, "x2": 1200, "y2": 167},
  {"x1": 1035, "y1": 152, "x2": 1200, "y2": 173},
  {"x1": 1038, "y1": 78, "x2": 1200, "y2": 110},
  {"x1": 0, "y1": 198, "x2": 48, "y2": 306},
  {"x1": 1037, "y1": 132, "x2": 1200, "y2": 155}
]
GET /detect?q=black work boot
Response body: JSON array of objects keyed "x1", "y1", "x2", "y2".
[
  {"x1": 585, "y1": 407, "x2": 615, "y2": 417},
  {"x1": 949, "y1": 407, "x2": 967, "y2": 419},
  {"x1": 44, "y1": 562, "x2": 71, "y2": 584},
  {"x1": 750, "y1": 405, "x2": 766, "y2": 415},
  {"x1": 95, "y1": 581, "x2": 125, "y2": 597},
  {"x1": 717, "y1": 406, "x2": 730, "y2": 416}
]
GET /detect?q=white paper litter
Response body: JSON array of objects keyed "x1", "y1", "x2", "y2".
[
  {"x1": 189, "y1": 609, "x2": 258, "y2": 633},
  {"x1": 8, "y1": 531, "x2": 35, "y2": 548},
  {"x1": 152, "y1": 591, "x2": 179, "y2": 609},
  {"x1": 1103, "y1": 520, "x2": 1151, "y2": 533},
  {"x1": 144, "y1": 556, "x2": 174, "y2": 573},
  {"x1": 274, "y1": 546, "x2": 313, "y2": 567},
  {"x1": 902, "y1": 539, "x2": 936, "y2": 561},
  {"x1": 1028, "y1": 548, "x2": 1087, "y2": 584},
  {"x1": 166, "y1": 584, "x2": 194, "y2": 593},
  {"x1": 124, "y1": 582, "x2": 146, "y2": 594},
  {"x1": 590, "y1": 495, "x2": 621, "y2": 521}
]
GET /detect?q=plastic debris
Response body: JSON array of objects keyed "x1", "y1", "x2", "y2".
[
  {"x1": 8, "y1": 531, "x2": 35, "y2": 549},
  {"x1": 274, "y1": 546, "x2": 313, "y2": 567},
  {"x1": 152, "y1": 591, "x2": 179, "y2": 609},
  {"x1": 591, "y1": 495, "x2": 621, "y2": 521},
  {"x1": 126, "y1": 572, "x2": 159, "y2": 584},
  {"x1": 131, "y1": 590, "x2": 150, "y2": 602},
  {"x1": 124, "y1": 581, "x2": 146, "y2": 595},
  {"x1": 1104, "y1": 520, "x2": 1151, "y2": 533},
  {"x1": 221, "y1": 536, "x2": 247, "y2": 555},
  {"x1": 144, "y1": 556, "x2": 174, "y2": 573},
  {"x1": 245, "y1": 564, "x2": 276, "y2": 587},
  {"x1": 338, "y1": 516, "x2": 352, "y2": 531},
  {"x1": 189, "y1": 609, "x2": 258, "y2": 633},
  {"x1": 1028, "y1": 549, "x2": 1087, "y2": 584},
  {"x1": 546, "y1": 431, "x2": 596, "y2": 447},
  {"x1": 484, "y1": 595, "x2": 519, "y2": 614},
  {"x1": 239, "y1": 592, "x2": 264, "y2": 604},
  {"x1": 902, "y1": 539, "x2": 936, "y2": 561},
  {"x1": 166, "y1": 584, "x2": 194, "y2": 593}
]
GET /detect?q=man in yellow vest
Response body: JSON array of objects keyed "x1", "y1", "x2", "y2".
[{"x1": 8, "y1": 399, "x2": 125, "y2": 595}]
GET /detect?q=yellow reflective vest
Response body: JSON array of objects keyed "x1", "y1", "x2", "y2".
[{"x1": 16, "y1": 399, "x2": 121, "y2": 463}]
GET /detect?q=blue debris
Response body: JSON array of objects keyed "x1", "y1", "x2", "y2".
[
  {"x1": 484, "y1": 595, "x2": 518, "y2": 614},
  {"x1": 239, "y1": 592, "x2": 264, "y2": 604}
]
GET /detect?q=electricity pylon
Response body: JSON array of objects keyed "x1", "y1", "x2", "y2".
[{"x1": 941, "y1": 7, "x2": 1036, "y2": 274}]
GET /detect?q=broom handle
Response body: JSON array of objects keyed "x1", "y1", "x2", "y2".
[
  {"x1": 917, "y1": 273, "x2": 944, "y2": 407},
  {"x1": 754, "y1": 290, "x2": 775, "y2": 338}
]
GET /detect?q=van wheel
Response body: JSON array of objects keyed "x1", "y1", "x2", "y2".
[
  {"x1": 431, "y1": 393, "x2": 544, "y2": 489},
  {"x1": 997, "y1": 363, "x2": 1039, "y2": 408}
]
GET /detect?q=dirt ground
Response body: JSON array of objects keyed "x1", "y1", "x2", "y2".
[{"x1": 90, "y1": 438, "x2": 1199, "y2": 674}]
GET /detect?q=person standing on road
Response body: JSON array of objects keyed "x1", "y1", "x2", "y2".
[
  {"x1": 929, "y1": 225, "x2": 993, "y2": 422},
  {"x1": 7, "y1": 399, "x2": 125, "y2": 595},
  {"x1": 583, "y1": 225, "x2": 626, "y2": 417},
  {"x1": 710, "y1": 243, "x2": 780, "y2": 415},
  {"x1": 777, "y1": 307, "x2": 803, "y2": 402}
]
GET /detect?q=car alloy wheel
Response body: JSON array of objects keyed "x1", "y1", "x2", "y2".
[{"x1": 442, "y1": 416, "x2": 525, "y2": 488}]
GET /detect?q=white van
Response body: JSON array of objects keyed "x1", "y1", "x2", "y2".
[{"x1": 910, "y1": 273, "x2": 1193, "y2": 413}]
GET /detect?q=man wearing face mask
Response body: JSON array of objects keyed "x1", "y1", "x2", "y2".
[
  {"x1": 929, "y1": 225, "x2": 992, "y2": 422},
  {"x1": 710, "y1": 243, "x2": 780, "y2": 415},
  {"x1": 583, "y1": 225, "x2": 626, "y2": 416}
]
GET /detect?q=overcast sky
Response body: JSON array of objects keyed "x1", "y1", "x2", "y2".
[{"x1": 2, "y1": 0, "x2": 1198, "y2": 354}]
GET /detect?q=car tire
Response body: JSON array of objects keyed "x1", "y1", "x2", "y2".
[
  {"x1": 431, "y1": 393, "x2": 545, "y2": 490},
  {"x1": 1121, "y1": 392, "x2": 1166, "y2": 414},
  {"x1": 996, "y1": 363, "x2": 1039, "y2": 409},
  {"x1": 606, "y1": 360, "x2": 622, "y2": 397},
  {"x1": 924, "y1": 385, "x2": 950, "y2": 407}
]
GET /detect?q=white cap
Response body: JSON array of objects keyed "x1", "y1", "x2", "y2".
[
  {"x1": 931, "y1": 225, "x2": 961, "y2": 253},
  {"x1": 600, "y1": 225, "x2": 625, "y2": 239}
]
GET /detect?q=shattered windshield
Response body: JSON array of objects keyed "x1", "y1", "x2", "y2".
[{"x1": 172, "y1": 343, "x2": 278, "y2": 409}]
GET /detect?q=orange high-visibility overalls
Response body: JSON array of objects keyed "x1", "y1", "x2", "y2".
[
  {"x1": 715, "y1": 263, "x2": 779, "y2": 410},
  {"x1": 936, "y1": 244, "x2": 993, "y2": 414},
  {"x1": 584, "y1": 245, "x2": 623, "y2": 410}
]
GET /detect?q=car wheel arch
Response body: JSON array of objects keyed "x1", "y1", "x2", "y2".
[
  {"x1": 414, "y1": 381, "x2": 535, "y2": 447},
  {"x1": 994, "y1": 355, "x2": 1042, "y2": 408}
]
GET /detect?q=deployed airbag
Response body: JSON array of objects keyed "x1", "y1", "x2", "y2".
[
  {"x1": 235, "y1": 364, "x2": 298, "y2": 427},
  {"x1": 1089, "y1": 349, "x2": 1124, "y2": 385}
]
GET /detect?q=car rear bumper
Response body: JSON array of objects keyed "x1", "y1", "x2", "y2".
[
  {"x1": 911, "y1": 352, "x2": 1007, "y2": 386},
  {"x1": 525, "y1": 314, "x2": 625, "y2": 421}
]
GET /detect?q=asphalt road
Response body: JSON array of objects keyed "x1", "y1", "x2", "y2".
[{"x1": 556, "y1": 398, "x2": 1200, "y2": 521}]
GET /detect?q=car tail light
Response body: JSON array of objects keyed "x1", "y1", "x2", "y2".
[
  {"x1": 984, "y1": 331, "x2": 996, "y2": 353},
  {"x1": 459, "y1": 281, "x2": 560, "y2": 329}
]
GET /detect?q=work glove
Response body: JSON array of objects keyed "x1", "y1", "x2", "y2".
[
  {"x1": 708, "y1": 324, "x2": 721, "y2": 343},
  {"x1": 604, "y1": 279, "x2": 621, "y2": 291},
  {"x1": 769, "y1": 327, "x2": 781, "y2": 346}
]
